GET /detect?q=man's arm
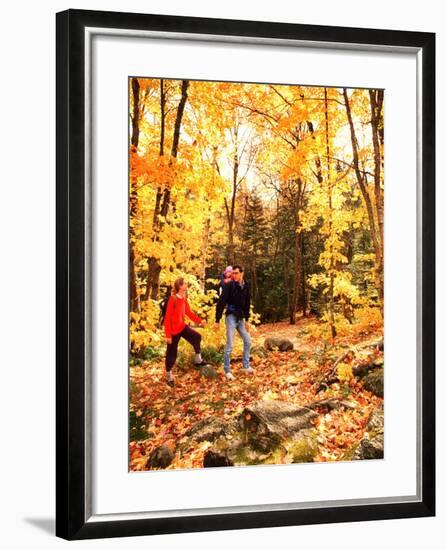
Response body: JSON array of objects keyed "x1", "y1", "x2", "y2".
[
  {"x1": 244, "y1": 282, "x2": 251, "y2": 321},
  {"x1": 216, "y1": 281, "x2": 230, "y2": 322}
]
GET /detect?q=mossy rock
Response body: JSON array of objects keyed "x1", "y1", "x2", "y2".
[
  {"x1": 239, "y1": 400, "x2": 318, "y2": 445},
  {"x1": 202, "y1": 400, "x2": 320, "y2": 468},
  {"x1": 199, "y1": 365, "x2": 218, "y2": 379},
  {"x1": 146, "y1": 445, "x2": 175, "y2": 469},
  {"x1": 352, "y1": 404, "x2": 384, "y2": 460},
  {"x1": 362, "y1": 368, "x2": 384, "y2": 397},
  {"x1": 342, "y1": 441, "x2": 361, "y2": 461},
  {"x1": 261, "y1": 445, "x2": 288, "y2": 465},
  {"x1": 180, "y1": 417, "x2": 237, "y2": 449},
  {"x1": 233, "y1": 444, "x2": 268, "y2": 466},
  {"x1": 355, "y1": 433, "x2": 384, "y2": 459},
  {"x1": 286, "y1": 430, "x2": 318, "y2": 463},
  {"x1": 367, "y1": 405, "x2": 384, "y2": 433},
  {"x1": 204, "y1": 437, "x2": 265, "y2": 467},
  {"x1": 204, "y1": 428, "x2": 319, "y2": 467},
  {"x1": 264, "y1": 337, "x2": 294, "y2": 352},
  {"x1": 203, "y1": 451, "x2": 233, "y2": 467}
]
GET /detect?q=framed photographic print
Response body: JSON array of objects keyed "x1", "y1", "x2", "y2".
[{"x1": 56, "y1": 8, "x2": 435, "y2": 540}]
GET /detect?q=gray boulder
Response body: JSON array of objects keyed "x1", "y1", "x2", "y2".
[
  {"x1": 239, "y1": 400, "x2": 318, "y2": 450},
  {"x1": 181, "y1": 417, "x2": 237, "y2": 447},
  {"x1": 353, "y1": 405, "x2": 384, "y2": 460},
  {"x1": 362, "y1": 368, "x2": 384, "y2": 397},
  {"x1": 203, "y1": 400, "x2": 319, "y2": 467},
  {"x1": 264, "y1": 337, "x2": 294, "y2": 352},
  {"x1": 146, "y1": 444, "x2": 175, "y2": 469},
  {"x1": 199, "y1": 365, "x2": 218, "y2": 379}
]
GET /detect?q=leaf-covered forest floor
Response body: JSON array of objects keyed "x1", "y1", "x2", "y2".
[{"x1": 130, "y1": 314, "x2": 384, "y2": 471}]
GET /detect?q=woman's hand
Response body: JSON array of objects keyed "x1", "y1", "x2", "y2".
[{"x1": 166, "y1": 337, "x2": 172, "y2": 344}]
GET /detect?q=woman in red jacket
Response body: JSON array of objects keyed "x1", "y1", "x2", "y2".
[{"x1": 164, "y1": 277, "x2": 207, "y2": 386}]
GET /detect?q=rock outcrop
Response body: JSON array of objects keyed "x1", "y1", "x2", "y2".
[
  {"x1": 264, "y1": 337, "x2": 294, "y2": 352},
  {"x1": 202, "y1": 400, "x2": 319, "y2": 467},
  {"x1": 351, "y1": 404, "x2": 384, "y2": 460}
]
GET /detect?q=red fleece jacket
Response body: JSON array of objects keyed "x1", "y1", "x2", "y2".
[{"x1": 164, "y1": 294, "x2": 202, "y2": 338}]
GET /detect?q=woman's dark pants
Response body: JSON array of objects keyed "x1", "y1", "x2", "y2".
[{"x1": 165, "y1": 325, "x2": 202, "y2": 372}]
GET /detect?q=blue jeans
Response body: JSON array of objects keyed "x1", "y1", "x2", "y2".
[{"x1": 224, "y1": 314, "x2": 251, "y2": 373}]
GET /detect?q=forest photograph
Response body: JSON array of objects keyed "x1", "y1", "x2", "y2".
[{"x1": 129, "y1": 77, "x2": 384, "y2": 471}]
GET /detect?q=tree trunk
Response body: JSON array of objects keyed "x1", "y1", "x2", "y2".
[
  {"x1": 324, "y1": 88, "x2": 337, "y2": 339},
  {"x1": 144, "y1": 80, "x2": 166, "y2": 301},
  {"x1": 145, "y1": 80, "x2": 190, "y2": 300},
  {"x1": 343, "y1": 88, "x2": 384, "y2": 308},
  {"x1": 301, "y1": 234, "x2": 307, "y2": 316},
  {"x1": 225, "y1": 129, "x2": 239, "y2": 264},
  {"x1": 289, "y1": 179, "x2": 303, "y2": 325},
  {"x1": 129, "y1": 77, "x2": 140, "y2": 313},
  {"x1": 252, "y1": 253, "x2": 258, "y2": 304},
  {"x1": 369, "y1": 89, "x2": 385, "y2": 307},
  {"x1": 369, "y1": 89, "x2": 384, "y2": 249}
]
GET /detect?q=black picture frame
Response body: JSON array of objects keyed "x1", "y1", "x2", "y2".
[{"x1": 56, "y1": 8, "x2": 435, "y2": 540}]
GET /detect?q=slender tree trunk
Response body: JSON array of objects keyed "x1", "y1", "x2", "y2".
[
  {"x1": 290, "y1": 179, "x2": 303, "y2": 325},
  {"x1": 369, "y1": 89, "x2": 385, "y2": 307},
  {"x1": 343, "y1": 88, "x2": 384, "y2": 308},
  {"x1": 145, "y1": 79, "x2": 166, "y2": 301},
  {"x1": 324, "y1": 88, "x2": 337, "y2": 339},
  {"x1": 301, "y1": 234, "x2": 307, "y2": 317},
  {"x1": 252, "y1": 253, "x2": 258, "y2": 305},
  {"x1": 129, "y1": 77, "x2": 140, "y2": 313},
  {"x1": 307, "y1": 120, "x2": 324, "y2": 184},
  {"x1": 159, "y1": 79, "x2": 165, "y2": 157},
  {"x1": 225, "y1": 191, "x2": 236, "y2": 264},
  {"x1": 225, "y1": 129, "x2": 239, "y2": 264},
  {"x1": 369, "y1": 89, "x2": 384, "y2": 249},
  {"x1": 284, "y1": 256, "x2": 290, "y2": 322}
]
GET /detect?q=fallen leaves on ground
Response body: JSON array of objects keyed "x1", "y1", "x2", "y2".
[{"x1": 129, "y1": 316, "x2": 383, "y2": 470}]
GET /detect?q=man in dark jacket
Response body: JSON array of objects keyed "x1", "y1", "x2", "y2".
[{"x1": 215, "y1": 265, "x2": 254, "y2": 380}]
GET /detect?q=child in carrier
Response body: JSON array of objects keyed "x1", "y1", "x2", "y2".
[{"x1": 218, "y1": 265, "x2": 233, "y2": 296}]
